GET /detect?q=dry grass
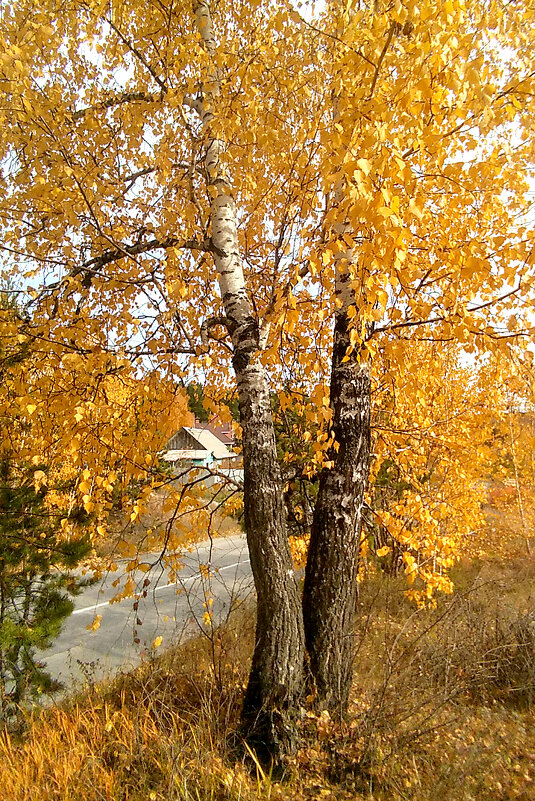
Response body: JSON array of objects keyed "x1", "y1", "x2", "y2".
[
  {"x1": 0, "y1": 605, "x2": 259, "y2": 801},
  {"x1": 2, "y1": 552, "x2": 535, "y2": 800},
  {"x1": 472, "y1": 481, "x2": 535, "y2": 559},
  {"x1": 312, "y1": 554, "x2": 535, "y2": 800}
]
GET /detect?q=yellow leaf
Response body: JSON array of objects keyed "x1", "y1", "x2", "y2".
[
  {"x1": 376, "y1": 546, "x2": 391, "y2": 557},
  {"x1": 118, "y1": 540, "x2": 136, "y2": 558},
  {"x1": 33, "y1": 470, "x2": 47, "y2": 489},
  {"x1": 87, "y1": 614, "x2": 102, "y2": 631},
  {"x1": 151, "y1": 636, "x2": 163, "y2": 650},
  {"x1": 356, "y1": 158, "x2": 372, "y2": 176},
  {"x1": 409, "y1": 199, "x2": 424, "y2": 220},
  {"x1": 378, "y1": 206, "x2": 394, "y2": 218},
  {"x1": 203, "y1": 611, "x2": 212, "y2": 627}
]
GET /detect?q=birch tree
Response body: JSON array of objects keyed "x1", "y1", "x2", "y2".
[
  {"x1": 2, "y1": 0, "x2": 535, "y2": 759},
  {"x1": 193, "y1": 0, "x2": 304, "y2": 751}
]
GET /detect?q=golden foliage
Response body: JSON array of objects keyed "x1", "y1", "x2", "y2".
[{"x1": 2, "y1": 0, "x2": 535, "y2": 590}]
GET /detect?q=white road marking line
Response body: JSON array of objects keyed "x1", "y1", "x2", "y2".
[{"x1": 71, "y1": 558, "x2": 251, "y2": 616}]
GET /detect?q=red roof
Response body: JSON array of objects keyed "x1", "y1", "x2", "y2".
[{"x1": 193, "y1": 416, "x2": 235, "y2": 446}]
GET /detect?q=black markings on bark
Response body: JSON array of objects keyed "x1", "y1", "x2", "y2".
[
  {"x1": 231, "y1": 317, "x2": 259, "y2": 374},
  {"x1": 302, "y1": 310, "x2": 371, "y2": 714},
  {"x1": 226, "y1": 309, "x2": 304, "y2": 760}
]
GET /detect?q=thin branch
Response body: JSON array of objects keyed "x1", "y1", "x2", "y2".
[
  {"x1": 105, "y1": 17, "x2": 168, "y2": 91},
  {"x1": 367, "y1": 22, "x2": 396, "y2": 101},
  {"x1": 296, "y1": 14, "x2": 376, "y2": 67},
  {"x1": 71, "y1": 91, "x2": 161, "y2": 121},
  {"x1": 200, "y1": 315, "x2": 232, "y2": 352},
  {"x1": 374, "y1": 315, "x2": 444, "y2": 334},
  {"x1": 261, "y1": 262, "x2": 309, "y2": 331},
  {"x1": 467, "y1": 270, "x2": 535, "y2": 312}
]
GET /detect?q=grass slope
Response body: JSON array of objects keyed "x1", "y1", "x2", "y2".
[{"x1": 1, "y1": 553, "x2": 535, "y2": 800}]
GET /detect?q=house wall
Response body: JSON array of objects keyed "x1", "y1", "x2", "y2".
[{"x1": 167, "y1": 429, "x2": 199, "y2": 451}]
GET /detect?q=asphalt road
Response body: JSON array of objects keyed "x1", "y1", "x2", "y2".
[{"x1": 43, "y1": 533, "x2": 252, "y2": 690}]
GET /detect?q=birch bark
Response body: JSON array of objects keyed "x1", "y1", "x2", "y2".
[
  {"x1": 303, "y1": 289, "x2": 371, "y2": 712},
  {"x1": 192, "y1": 1, "x2": 304, "y2": 755},
  {"x1": 302, "y1": 6, "x2": 372, "y2": 712}
]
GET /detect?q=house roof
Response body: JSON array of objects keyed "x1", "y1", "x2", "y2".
[
  {"x1": 193, "y1": 417, "x2": 235, "y2": 446},
  {"x1": 182, "y1": 427, "x2": 233, "y2": 460},
  {"x1": 162, "y1": 450, "x2": 209, "y2": 462}
]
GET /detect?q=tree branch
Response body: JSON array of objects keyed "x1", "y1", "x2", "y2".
[
  {"x1": 200, "y1": 315, "x2": 232, "y2": 352},
  {"x1": 71, "y1": 91, "x2": 162, "y2": 121},
  {"x1": 367, "y1": 22, "x2": 396, "y2": 101},
  {"x1": 29, "y1": 237, "x2": 214, "y2": 303},
  {"x1": 77, "y1": 236, "x2": 198, "y2": 274},
  {"x1": 105, "y1": 17, "x2": 168, "y2": 91},
  {"x1": 294, "y1": 13, "x2": 376, "y2": 68}
]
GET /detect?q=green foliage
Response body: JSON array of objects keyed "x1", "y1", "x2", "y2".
[
  {"x1": 0, "y1": 455, "x2": 91, "y2": 719},
  {"x1": 185, "y1": 382, "x2": 209, "y2": 422},
  {"x1": 373, "y1": 459, "x2": 413, "y2": 497}
]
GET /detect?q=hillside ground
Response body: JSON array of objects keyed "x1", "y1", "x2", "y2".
[{"x1": 1, "y1": 493, "x2": 534, "y2": 800}]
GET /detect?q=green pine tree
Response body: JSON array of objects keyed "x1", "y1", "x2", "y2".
[
  {"x1": 0, "y1": 283, "x2": 93, "y2": 720},
  {"x1": 0, "y1": 457, "x2": 91, "y2": 720}
]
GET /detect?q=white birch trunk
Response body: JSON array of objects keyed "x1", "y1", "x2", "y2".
[
  {"x1": 192, "y1": 0, "x2": 304, "y2": 755},
  {"x1": 302, "y1": 11, "x2": 372, "y2": 711}
]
